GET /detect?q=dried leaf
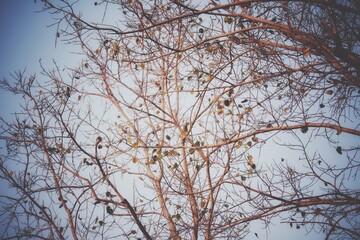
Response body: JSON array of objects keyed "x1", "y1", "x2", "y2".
[
  {"x1": 224, "y1": 99, "x2": 231, "y2": 107},
  {"x1": 112, "y1": 42, "x2": 120, "y2": 53},
  {"x1": 224, "y1": 16, "x2": 233, "y2": 24},
  {"x1": 235, "y1": 140, "x2": 242, "y2": 149},
  {"x1": 106, "y1": 206, "x2": 114, "y2": 215},
  {"x1": 336, "y1": 146, "x2": 342, "y2": 155},
  {"x1": 301, "y1": 126, "x2": 308, "y2": 133},
  {"x1": 245, "y1": 107, "x2": 252, "y2": 114},
  {"x1": 247, "y1": 168, "x2": 253, "y2": 176},
  {"x1": 325, "y1": 89, "x2": 333, "y2": 95}
]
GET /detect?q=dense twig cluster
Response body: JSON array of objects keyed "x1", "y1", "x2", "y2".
[{"x1": 0, "y1": 0, "x2": 359, "y2": 239}]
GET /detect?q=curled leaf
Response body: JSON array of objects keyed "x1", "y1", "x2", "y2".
[
  {"x1": 224, "y1": 99, "x2": 231, "y2": 107},
  {"x1": 132, "y1": 157, "x2": 139, "y2": 163},
  {"x1": 245, "y1": 107, "x2": 252, "y2": 114},
  {"x1": 112, "y1": 42, "x2": 120, "y2": 53},
  {"x1": 325, "y1": 89, "x2": 333, "y2": 95},
  {"x1": 247, "y1": 168, "x2": 253, "y2": 176},
  {"x1": 301, "y1": 126, "x2": 308, "y2": 133},
  {"x1": 106, "y1": 206, "x2": 114, "y2": 215},
  {"x1": 235, "y1": 140, "x2": 242, "y2": 149},
  {"x1": 336, "y1": 146, "x2": 342, "y2": 155},
  {"x1": 247, "y1": 155, "x2": 255, "y2": 169},
  {"x1": 224, "y1": 16, "x2": 233, "y2": 24}
]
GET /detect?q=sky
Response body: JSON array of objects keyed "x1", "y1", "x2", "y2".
[
  {"x1": 0, "y1": 1, "x2": 351, "y2": 240},
  {"x1": 0, "y1": 0, "x2": 77, "y2": 121},
  {"x1": 0, "y1": 1, "x2": 36, "y2": 119}
]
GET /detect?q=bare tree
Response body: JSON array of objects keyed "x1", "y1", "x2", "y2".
[{"x1": 0, "y1": 0, "x2": 359, "y2": 239}]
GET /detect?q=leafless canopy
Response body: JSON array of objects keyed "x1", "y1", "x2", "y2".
[{"x1": 0, "y1": 0, "x2": 359, "y2": 239}]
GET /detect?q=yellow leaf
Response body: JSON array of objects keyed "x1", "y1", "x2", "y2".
[
  {"x1": 247, "y1": 155, "x2": 254, "y2": 167},
  {"x1": 113, "y1": 42, "x2": 120, "y2": 52},
  {"x1": 127, "y1": 137, "x2": 132, "y2": 144},
  {"x1": 132, "y1": 142, "x2": 138, "y2": 149},
  {"x1": 245, "y1": 107, "x2": 252, "y2": 114},
  {"x1": 208, "y1": 62, "x2": 216, "y2": 68},
  {"x1": 247, "y1": 168, "x2": 253, "y2": 176},
  {"x1": 235, "y1": 140, "x2": 242, "y2": 149}
]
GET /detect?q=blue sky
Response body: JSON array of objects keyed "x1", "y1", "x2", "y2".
[
  {"x1": 0, "y1": 0, "x2": 76, "y2": 121},
  {"x1": 1, "y1": 1, "x2": 42, "y2": 69},
  {"x1": 1, "y1": 1, "x2": 34, "y2": 118},
  {"x1": 0, "y1": 1, "x2": 61, "y2": 75}
]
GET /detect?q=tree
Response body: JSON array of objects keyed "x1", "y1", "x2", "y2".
[{"x1": 0, "y1": 0, "x2": 359, "y2": 239}]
